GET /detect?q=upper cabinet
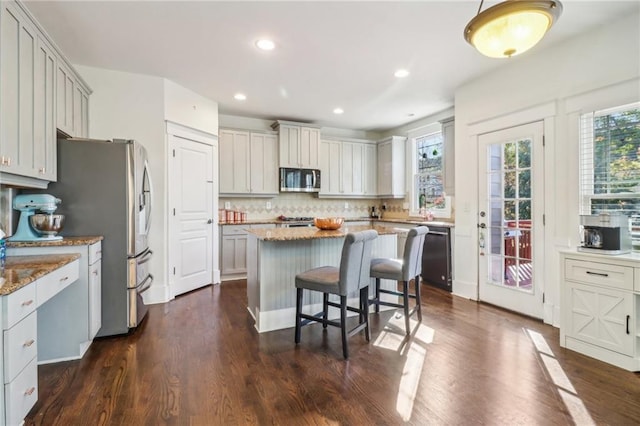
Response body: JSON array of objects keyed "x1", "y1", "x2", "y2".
[
  {"x1": 219, "y1": 128, "x2": 278, "y2": 196},
  {"x1": 0, "y1": 0, "x2": 91, "y2": 187},
  {"x1": 377, "y1": 136, "x2": 406, "y2": 199},
  {"x1": 56, "y1": 60, "x2": 90, "y2": 139},
  {"x1": 272, "y1": 121, "x2": 321, "y2": 169},
  {"x1": 319, "y1": 138, "x2": 377, "y2": 198}
]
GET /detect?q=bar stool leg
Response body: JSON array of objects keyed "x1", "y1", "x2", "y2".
[
  {"x1": 340, "y1": 295, "x2": 349, "y2": 359},
  {"x1": 295, "y1": 288, "x2": 303, "y2": 343},
  {"x1": 402, "y1": 281, "x2": 410, "y2": 335},
  {"x1": 360, "y1": 287, "x2": 370, "y2": 342},
  {"x1": 374, "y1": 277, "x2": 381, "y2": 313},
  {"x1": 414, "y1": 275, "x2": 422, "y2": 322},
  {"x1": 323, "y1": 293, "x2": 329, "y2": 329}
]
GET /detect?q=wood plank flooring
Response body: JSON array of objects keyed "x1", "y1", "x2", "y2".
[{"x1": 25, "y1": 281, "x2": 640, "y2": 425}]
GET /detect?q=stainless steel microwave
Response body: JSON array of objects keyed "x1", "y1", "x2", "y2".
[{"x1": 279, "y1": 168, "x2": 321, "y2": 193}]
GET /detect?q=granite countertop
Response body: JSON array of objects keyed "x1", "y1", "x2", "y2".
[
  {"x1": 1, "y1": 254, "x2": 81, "y2": 295},
  {"x1": 246, "y1": 224, "x2": 399, "y2": 241},
  {"x1": 220, "y1": 217, "x2": 454, "y2": 228},
  {"x1": 6, "y1": 236, "x2": 103, "y2": 248}
]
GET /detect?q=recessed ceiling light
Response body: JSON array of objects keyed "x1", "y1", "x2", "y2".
[
  {"x1": 234, "y1": 93, "x2": 247, "y2": 101},
  {"x1": 394, "y1": 69, "x2": 410, "y2": 78},
  {"x1": 333, "y1": 108, "x2": 344, "y2": 114},
  {"x1": 255, "y1": 39, "x2": 275, "y2": 51}
]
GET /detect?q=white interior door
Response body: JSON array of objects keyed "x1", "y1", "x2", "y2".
[
  {"x1": 478, "y1": 121, "x2": 544, "y2": 318},
  {"x1": 170, "y1": 134, "x2": 213, "y2": 297}
]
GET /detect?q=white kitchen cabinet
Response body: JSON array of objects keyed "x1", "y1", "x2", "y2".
[
  {"x1": 0, "y1": 1, "x2": 52, "y2": 180},
  {"x1": 377, "y1": 136, "x2": 406, "y2": 199},
  {"x1": 1, "y1": 286, "x2": 38, "y2": 426},
  {"x1": 441, "y1": 117, "x2": 455, "y2": 196},
  {"x1": 219, "y1": 129, "x2": 278, "y2": 196},
  {"x1": 56, "y1": 61, "x2": 89, "y2": 138},
  {"x1": 560, "y1": 251, "x2": 640, "y2": 371},
  {"x1": 273, "y1": 121, "x2": 321, "y2": 169},
  {"x1": 8, "y1": 241, "x2": 102, "y2": 361},
  {"x1": 0, "y1": 0, "x2": 89, "y2": 186},
  {"x1": 220, "y1": 224, "x2": 275, "y2": 280},
  {"x1": 319, "y1": 138, "x2": 377, "y2": 198}
]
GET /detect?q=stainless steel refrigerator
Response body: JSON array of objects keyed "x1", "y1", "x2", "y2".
[{"x1": 47, "y1": 138, "x2": 153, "y2": 336}]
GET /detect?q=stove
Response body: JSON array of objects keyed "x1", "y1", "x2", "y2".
[
  {"x1": 279, "y1": 216, "x2": 314, "y2": 221},
  {"x1": 277, "y1": 216, "x2": 314, "y2": 227}
]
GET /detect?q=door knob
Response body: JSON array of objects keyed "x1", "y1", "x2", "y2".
[
  {"x1": 207, "y1": 219, "x2": 213, "y2": 224},
  {"x1": 478, "y1": 223, "x2": 486, "y2": 228}
]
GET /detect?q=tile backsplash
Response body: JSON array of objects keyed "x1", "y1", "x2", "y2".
[{"x1": 219, "y1": 194, "x2": 407, "y2": 220}]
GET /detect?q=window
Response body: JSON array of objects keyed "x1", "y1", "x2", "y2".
[
  {"x1": 413, "y1": 130, "x2": 444, "y2": 213},
  {"x1": 579, "y1": 102, "x2": 640, "y2": 219}
]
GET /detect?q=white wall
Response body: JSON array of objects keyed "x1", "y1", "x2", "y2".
[
  {"x1": 164, "y1": 80, "x2": 219, "y2": 135},
  {"x1": 75, "y1": 65, "x2": 168, "y2": 304},
  {"x1": 453, "y1": 11, "x2": 640, "y2": 326}
]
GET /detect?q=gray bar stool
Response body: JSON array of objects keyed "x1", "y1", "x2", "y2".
[
  {"x1": 294, "y1": 229, "x2": 378, "y2": 359},
  {"x1": 369, "y1": 226, "x2": 429, "y2": 335}
]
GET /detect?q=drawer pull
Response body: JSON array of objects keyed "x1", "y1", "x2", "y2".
[
  {"x1": 24, "y1": 387, "x2": 35, "y2": 396},
  {"x1": 23, "y1": 339, "x2": 35, "y2": 347},
  {"x1": 96, "y1": 250, "x2": 102, "y2": 255},
  {"x1": 21, "y1": 300, "x2": 34, "y2": 307},
  {"x1": 93, "y1": 270, "x2": 99, "y2": 276},
  {"x1": 627, "y1": 315, "x2": 631, "y2": 335},
  {"x1": 60, "y1": 276, "x2": 69, "y2": 282},
  {"x1": 586, "y1": 271, "x2": 608, "y2": 278}
]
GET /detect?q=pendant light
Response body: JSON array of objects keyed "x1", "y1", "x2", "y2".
[{"x1": 464, "y1": 0, "x2": 563, "y2": 58}]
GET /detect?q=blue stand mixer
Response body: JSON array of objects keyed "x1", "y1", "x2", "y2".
[{"x1": 9, "y1": 194, "x2": 63, "y2": 241}]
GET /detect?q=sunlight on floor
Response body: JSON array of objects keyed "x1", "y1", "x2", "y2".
[
  {"x1": 526, "y1": 329, "x2": 595, "y2": 426},
  {"x1": 373, "y1": 313, "x2": 435, "y2": 421}
]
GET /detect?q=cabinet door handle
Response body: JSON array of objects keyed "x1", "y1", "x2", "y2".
[
  {"x1": 93, "y1": 270, "x2": 99, "y2": 276},
  {"x1": 21, "y1": 299, "x2": 34, "y2": 307},
  {"x1": 60, "y1": 276, "x2": 69, "y2": 282},
  {"x1": 627, "y1": 315, "x2": 630, "y2": 335},
  {"x1": 586, "y1": 271, "x2": 608, "y2": 278},
  {"x1": 39, "y1": 167, "x2": 46, "y2": 174},
  {"x1": 23, "y1": 339, "x2": 35, "y2": 347},
  {"x1": 24, "y1": 387, "x2": 35, "y2": 396}
]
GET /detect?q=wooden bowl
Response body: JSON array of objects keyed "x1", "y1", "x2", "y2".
[{"x1": 314, "y1": 217, "x2": 344, "y2": 230}]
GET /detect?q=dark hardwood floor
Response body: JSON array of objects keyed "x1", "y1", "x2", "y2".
[{"x1": 25, "y1": 281, "x2": 640, "y2": 425}]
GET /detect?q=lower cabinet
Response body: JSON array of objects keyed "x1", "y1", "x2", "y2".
[
  {"x1": 560, "y1": 251, "x2": 639, "y2": 371},
  {"x1": 220, "y1": 224, "x2": 274, "y2": 280},
  {"x1": 7, "y1": 241, "x2": 102, "y2": 360}
]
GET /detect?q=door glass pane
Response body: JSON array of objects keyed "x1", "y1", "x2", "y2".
[
  {"x1": 485, "y1": 138, "x2": 534, "y2": 294},
  {"x1": 504, "y1": 143, "x2": 516, "y2": 169}
]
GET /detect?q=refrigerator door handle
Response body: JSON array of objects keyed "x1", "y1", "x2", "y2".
[
  {"x1": 128, "y1": 273, "x2": 153, "y2": 292},
  {"x1": 137, "y1": 249, "x2": 153, "y2": 265}
]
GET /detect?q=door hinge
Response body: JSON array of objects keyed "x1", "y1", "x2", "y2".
[
  {"x1": 173, "y1": 267, "x2": 176, "y2": 275},
  {"x1": 542, "y1": 135, "x2": 545, "y2": 147},
  {"x1": 543, "y1": 214, "x2": 546, "y2": 226},
  {"x1": 543, "y1": 293, "x2": 545, "y2": 303},
  {"x1": 173, "y1": 149, "x2": 176, "y2": 157},
  {"x1": 173, "y1": 208, "x2": 176, "y2": 216}
]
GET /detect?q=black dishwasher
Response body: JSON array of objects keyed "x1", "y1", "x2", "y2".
[{"x1": 421, "y1": 226, "x2": 452, "y2": 292}]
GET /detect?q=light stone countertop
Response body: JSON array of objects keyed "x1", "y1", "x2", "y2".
[
  {"x1": 246, "y1": 224, "x2": 399, "y2": 241},
  {"x1": 1, "y1": 254, "x2": 81, "y2": 295},
  {"x1": 220, "y1": 217, "x2": 454, "y2": 228},
  {"x1": 6, "y1": 236, "x2": 103, "y2": 248}
]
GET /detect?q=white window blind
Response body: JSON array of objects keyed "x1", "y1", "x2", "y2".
[{"x1": 579, "y1": 102, "x2": 640, "y2": 217}]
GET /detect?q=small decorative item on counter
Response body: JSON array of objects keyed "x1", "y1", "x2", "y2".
[
  {"x1": 220, "y1": 209, "x2": 248, "y2": 223},
  {"x1": 314, "y1": 217, "x2": 344, "y2": 230}
]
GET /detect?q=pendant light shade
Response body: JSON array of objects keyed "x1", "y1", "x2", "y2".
[{"x1": 464, "y1": 0, "x2": 563, "y2": 58}]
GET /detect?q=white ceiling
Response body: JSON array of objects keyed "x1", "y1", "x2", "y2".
[{"x1": 23, "y1": 1, "x2": 640, "y2": 132}]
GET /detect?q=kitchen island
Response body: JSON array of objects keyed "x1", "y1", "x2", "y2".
[{"x1": 245, "y1": 224, "x2": 399, "y2": 333}]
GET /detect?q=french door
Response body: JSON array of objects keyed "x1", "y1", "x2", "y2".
[{"x1": 478, "y1": 122, "x2": 544, "y2": 318}]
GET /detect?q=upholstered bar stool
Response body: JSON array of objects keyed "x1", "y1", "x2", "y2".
[
  {"x1": 294, "y1": 229, "x2": 378, "y2": 359},
  {"x1": 369, "y1": 226, "x2": 429, "y2": 335}
]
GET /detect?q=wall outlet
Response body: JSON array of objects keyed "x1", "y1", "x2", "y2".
[
  {"x1": 344, "y1": 202, "x2": 349, "y2": 210},
  {"x1": 224, "y1": 201, "x2": 231, "y2": 210},
  {"x1": 266, "y1": 201, "x2": 272, "y2": 210}
]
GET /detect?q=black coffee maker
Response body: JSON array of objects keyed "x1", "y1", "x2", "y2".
[{"x1": 579, "y1": 213, "x2": 632, "y2": 255}]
